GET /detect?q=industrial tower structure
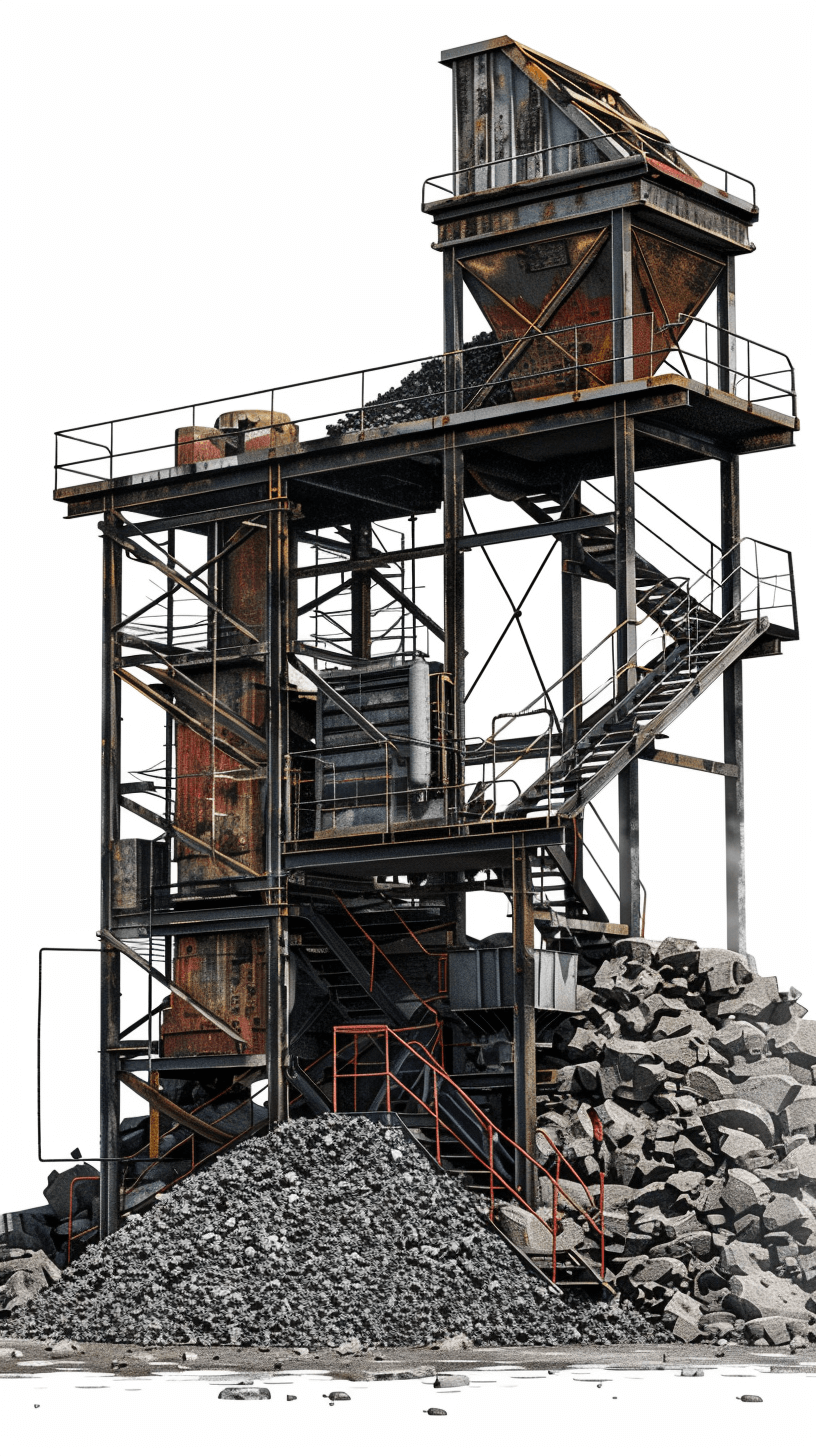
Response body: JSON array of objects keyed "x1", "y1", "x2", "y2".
[{"x1": 52, "y1": 38, "x2": 798, "y2": 1261}]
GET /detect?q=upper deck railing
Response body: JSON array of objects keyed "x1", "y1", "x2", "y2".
[
  {"x1": 421, "y1": 130, "x2": 757, "y2": 209},
  {"x1": 54, "y1": 315, "x2": 795, "y2": 492}
]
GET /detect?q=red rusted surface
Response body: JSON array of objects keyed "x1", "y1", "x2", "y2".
[
  {"x1": 161, "y1": 525, "x2": 271, "y2": 1056},
  {"x1": 175, "y1": 427, "x2": 226, "y2": 465},
  {"x1": 162, "y1": 930, "x2": 267, "y2": 1056},
  {"x1": 175, "y1": 413, "x2": 296, "y2": 466},
  {"x1": 462, "y1": 224, "x2": 722, "y2": 396}
]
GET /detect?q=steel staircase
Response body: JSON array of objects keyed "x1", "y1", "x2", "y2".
[
  {"x1": 505, "y1": 612, "x2": 766, "y2": 819},
  {"x1": 464, "y1": 454, "x2": 796, "y2": 939}
]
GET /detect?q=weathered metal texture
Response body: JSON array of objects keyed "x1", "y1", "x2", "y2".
[
  {"x1": 434, "y1": 38, "x2": 749, "y2": 402},
  {"x1": 163, "y1": 523, "x2": 269, "y2": 1053},
  {"x1": 161, "y1": 930, "x2": 267, "y2": 1057},
  {"x1": 459, "y1": 224, "x2": 722, "y2": 398},
  {"x1": 176, "y1": 412, "x2": 296, "y2": 466},
  {"x1": 446, "y1": 39, "x2": 653, "y2": 193}
]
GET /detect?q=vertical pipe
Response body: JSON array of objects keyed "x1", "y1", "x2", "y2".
[
  {"x1": 614, "y1": 403, "x2": 640, "y2": 933},
  {"x1": 350, "y1": 522, "x2": 372, "y2": 660},
  {"x1": 511, "y1": 838, "x2": 536, "y2": 1206},
  {"x1": 266, "y1": 469, "x2": 290, "y2": 1126},
  {"x1": 718, "y1": 261, "x2": 746, "y2": 954},
  {"x1": 99, "y1": 505, "x2": 122, "y2": 1237}
]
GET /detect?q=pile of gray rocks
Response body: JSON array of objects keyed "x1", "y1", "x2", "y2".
[
  {"x1": 527, "y1": 936, "x2": 816, "y2": 1349},
  {"x1": 9, "y1": 1115, "x2": 662, "y2": 1348}
]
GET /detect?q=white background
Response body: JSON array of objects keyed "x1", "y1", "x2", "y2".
[{"x1": 1, "y1": 0, "x2": 812, "y2": 1214}]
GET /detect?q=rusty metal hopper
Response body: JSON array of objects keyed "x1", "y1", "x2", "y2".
[{"x1": 439, "y1": 38, "x2": 731, "y2": 398}]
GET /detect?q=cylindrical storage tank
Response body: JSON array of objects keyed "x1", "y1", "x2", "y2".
[{"x1": 408, "y1": 657, "x2": 431, "y2": 789}]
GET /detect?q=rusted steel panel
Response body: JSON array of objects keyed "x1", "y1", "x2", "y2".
[
  {"x1": 161, "y1": 511, "x2": 272, "y2": 1056},
  {"x1": 460, "y1": 224, "x2": 723, "y2": 396},
  {"x1": 161, "y1": 930, "x2": 267, "y2": 1057}
]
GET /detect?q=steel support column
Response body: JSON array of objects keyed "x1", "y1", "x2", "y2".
[
  {"x1": 718, "y1": 260, "x2": 746, "y2": 954},
  {"x1": 350, "y1": 522, "x2": 372, "y2": 659},
  {"x1": 99, "y1": 505, "x2": 122, "y2": 1236},
  {"x1": 614, "y1": 403, "x2": 640, "y2": 934},
  {"x1": 512, "y1": 839, "x2": 536, "y2": 1204},
  {"x1": 266, "y1": 473, "x2": 290, "y2": 1125},
  {"x1": 611, "y1": 209, "x2": 633, "y2": 384},
  {"x1": 561, "y1": 482, "x2": 584, "y2": 904}
]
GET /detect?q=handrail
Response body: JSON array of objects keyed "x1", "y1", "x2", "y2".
[
  {"x1": 54, "y1": 314, "x2": 795, "y2": 490},
  {"x1": 331, "y1": 1022, "x2": 606, "y2": 1284},
  {"x1": 421, "y1": 128, "x2": 756, "y2": 208},
  {"x1": 332, "y1": 896, "x2": 444, "y2": 1057}
]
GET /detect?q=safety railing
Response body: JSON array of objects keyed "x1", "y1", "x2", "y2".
[
  {"x1": 66, "y1": 1175, "x2": 100, "y2": 1264},
  {"x1": 422, "y1": 130, "x2": 756, "y2": 208},
  {"x1": 475, "y1": 520, "x2": 795, "y2": 821},
  {"x1": 53, "y1": 316, "x2": 795, "y2": 490},
  {"x1": 331, "y1": 1023, "x2": 606, "y2": 1285}
]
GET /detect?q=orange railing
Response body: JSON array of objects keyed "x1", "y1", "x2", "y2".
[{"x1": 331, "y1": 1023, "x2": 605, "y2": 1284}]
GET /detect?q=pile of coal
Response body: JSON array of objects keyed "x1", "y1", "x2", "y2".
[
  {"x1": 9, "y1": 1115, "x2": 662, "y2": 1348},
  {"x1": 0, "y1": 1083, "x2": 266, "y2": 1300},
  {"x1": 326, "y1": 333, "x2": 511, "y2": 436},
  {"x1": 521, "y1": 937, "x2": 816, "y2": 1350}
]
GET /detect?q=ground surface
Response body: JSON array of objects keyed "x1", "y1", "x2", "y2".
[{"x1": 2, "y1": 1336, "x2": 815, "y2": 1374}]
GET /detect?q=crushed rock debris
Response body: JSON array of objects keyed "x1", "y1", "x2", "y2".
[
  {"x1": 523, "y1": 936, "x2": 816, "y2": 1348},
  {"x1": 10, "y1": 1115, "x2": 662, "y2": 1348}
]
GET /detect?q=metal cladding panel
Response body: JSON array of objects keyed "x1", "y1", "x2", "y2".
[
  {"x1": 162, "y1": 930, "x2": 267, "y2": 1057},
  {"x1": 536, "y1": 951, "x2": 578, "y2": 1011},
  {"x1": 314, "y1": 659, "x2": 444, "y2": 835},
  {"x1": 220, "y1": 520, "x2": 267, "y2": 645},
  {"x1": 112, "y1": 839, "x2": 170, "y2": 912},
  {"x1": 174, "y1": 663, "x2": 265, "y2": 884},
  {"x1": 448, "y1": 947, "x2": 577, "y2": 1010},
  {"x1": 164, "y1": 520, "x2": 269, "y2": 1057},
  {"x1": 452, "y1": 47, "x2": 606, "y2": 193}
]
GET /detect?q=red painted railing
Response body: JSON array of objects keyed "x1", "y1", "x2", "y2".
[{"x1": 332, "y1": 1023, "x2": 605, "y2": 1284}]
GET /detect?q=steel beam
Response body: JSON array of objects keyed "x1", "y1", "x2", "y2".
[
  {"x1": 350, "y1": 522, "x2": 372, "y2": 659},
  {"x1": 293, "y1": 513, "x2": 615, "y2": 581},
  {"x1": 611, "y1": 208, "x2": 633, "y2": 384},
  {"x1": 100, "y1": 508, "x2": 122, "y2": 1237},
  {"x1": 614, "y1": 402, "x2": 640, "y2": 933},
  {"x1": 512, "y1": 840, "x2": 536, "y2": 1204}
]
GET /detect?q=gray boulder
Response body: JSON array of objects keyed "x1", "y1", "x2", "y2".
[
  {"x1": 663, "y1": 1289, "x2": 703, "y2": 1342},
  {"x1": 738, "y1": 1074, "x2": 801, "y2": 1116},
  {"x1": 725, "y1": 1270, "x2": 810, "y2": 1322},
  {"x1": 768, "y1": 1019, "x2": 816, "y2": 1067},
  {"x1": 779, "y1": 1087, "x2": 816, "y2": 1138},
  {"x1": 43, "y1": 1163, "x2": 99, "y2": 1221},
  {"x1": 762, "y1": 1193, "x2": 814, "y2": 1234},
  {"x1": 687, "y1": 1066, "x2": 734, "y2": 1101},
  {"x1": 655, "y1": 938, "x2": 699, "y2": 972},
  {"x1": 700, "y1": 1099, "x2": 776, "y2": 1147},
  {"x1": 721, "y1": 1170, "x2": 771, "y2": 1217},
  {"x1": 784, "y1": 1143, "x2": 816, "y2": 1182},
  {"x1": 713, "y1": 976, "x2": 781, "y2": 1022}
]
